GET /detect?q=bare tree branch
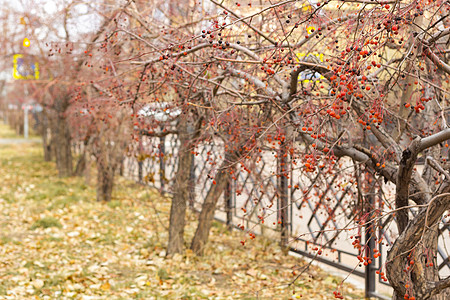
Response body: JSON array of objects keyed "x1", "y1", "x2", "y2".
[
  {"x1": 419, "y1": 128, "x2": 450, "y2": 152},
  {"x1": 424, "y1": 47, "x2": 450, "y2": 75}
]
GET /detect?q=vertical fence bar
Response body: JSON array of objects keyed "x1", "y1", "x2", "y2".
[
  {"x1": 188, "y1": 153, "x2": 195, "y2": 209},
  {"x1": 138, "y1": 160, "x2": 143, "y2": 183},
  {"x1": 138, "y1": 135, "x2": 143, "y2": 183},
  {"x1": 289, "y1": 166, "x2": 293, "y2": 234},
  {"x1": 365, "y1": 174, "x2": 376, "y2": 299},
  {"x1": 119, "y1": 157, "x2": 124, "y2": 177},
  {"x1": 159, "y1": 130, "x2": 166, "y2": 193},
  {"x1": 225, "y1": 179, "x2": 233, "y2": 229},
  {"x1": 278, "y1": 142, "x2": 289, "y2": 248}
]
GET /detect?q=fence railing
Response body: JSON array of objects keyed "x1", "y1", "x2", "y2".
[{"x1": 76, "y1": 133, "x2": 450, "y2": 299}]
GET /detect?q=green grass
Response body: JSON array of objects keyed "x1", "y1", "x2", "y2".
[
  {"x1": 0, "y1": 235, "x2": 13, "y2": 245},
  {"x1": 107, "y1": 199, "x2": 122, "y2": 209},
  {"x1": 30, "y1": 216, "x2": 62, "y2": 230},
  {"x1": 157, "y1": 268, "x2": 170, "y2": 280},
  {"x1": 42, "y1": 236, "x2": 63, "y2": 243},
  {"x1": 0, "y1": 285, "x2": 6, "y2": 296},
  {"x1": 47, "y1": 194, "x2": 81, "y2": 210},
  {"x1": 0, "y1": 122, "x2": 40, "y2": 139},
  {"x1": 0, "y1": 122, "x2": 365, "y2": 299},
  {"x1": 0, "y1": 123, "x2": 21, "y2": 139}
]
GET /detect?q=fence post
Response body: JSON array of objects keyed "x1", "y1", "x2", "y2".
[
  {"x1": 159, "y1": 129, "x2": 166, "y2": 193},
  {"x1": 119, "y1": 157, "x2": 124, "y2": 177},
  {"x1": 365, "y1": 174, "x2": 376, "y2": 299},
  {"x1": 138, "y1": 135, "x2": 143, "y2": 183},
  {"x1": 278, "y1": 142, "x2": 289, "y2": 249},
  {"x1": 225, "y1": 178, "x2": 233, "y2": 229},
  {"x1": 188, "y1": 153, "x2": 196, "y2": 209}
]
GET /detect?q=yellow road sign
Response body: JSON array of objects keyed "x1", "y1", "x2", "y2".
[
  {"x1": 296, "y1": 52, "x2": 325, "y2": 83},
  {"x1": 13, "y1": 54, "x2": 39, "y2": 80}
]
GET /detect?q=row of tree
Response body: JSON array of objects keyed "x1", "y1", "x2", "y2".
[{"x1": 1, "y1": 0, "x2": 449, "y2": 298}]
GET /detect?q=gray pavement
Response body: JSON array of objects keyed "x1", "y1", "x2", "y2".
[{"x1": 0, "y1": 138, "x2": 41, "y2": 144}]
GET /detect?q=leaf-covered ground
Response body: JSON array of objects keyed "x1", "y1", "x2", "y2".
[{"x1": 0, "y1": 124, "x2": 364, "y2": 299}]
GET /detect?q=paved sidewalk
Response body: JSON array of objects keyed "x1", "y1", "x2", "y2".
[{"x1": 0, "y1": 138, "x2": 41, "y2": 144}]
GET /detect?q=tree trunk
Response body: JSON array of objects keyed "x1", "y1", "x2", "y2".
[
  {"x1": 96, "y1": 162, "x2": 115, "y2": 202},
  {"x1": 41, "y1": 114, "x2": 52, "y2": 161},
  {"x1": 167, "y1": 119, "x2": 196, "y2": 255},
  {"x1": 166, "y1": 145, "x2": 192, "y2": 255},
  {"x1": 386, "y1": 183, "x2": 450, "y2": 299},
  {"x1": 75, "y1": 138, "x2": 90, "y2": 177},
  {"x1": 53, "y1": 114, "x2": 73, "y2": 177},
  {"x1": 190, "y1": 159, "x2": 231, "y2": 255},
  {"x1": 14, "y1": 110, "x2": 24, "y2": 136},
  {"x1": 389, "y1": 227, "x2": 450, "y2": 300},
  {"x1": 74, "y1": 152, "x2": 86, "y2": 176}
]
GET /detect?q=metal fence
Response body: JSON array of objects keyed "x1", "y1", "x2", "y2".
[{"x1": 102, "y1": 133, "x2": 449, "y2": 299}]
